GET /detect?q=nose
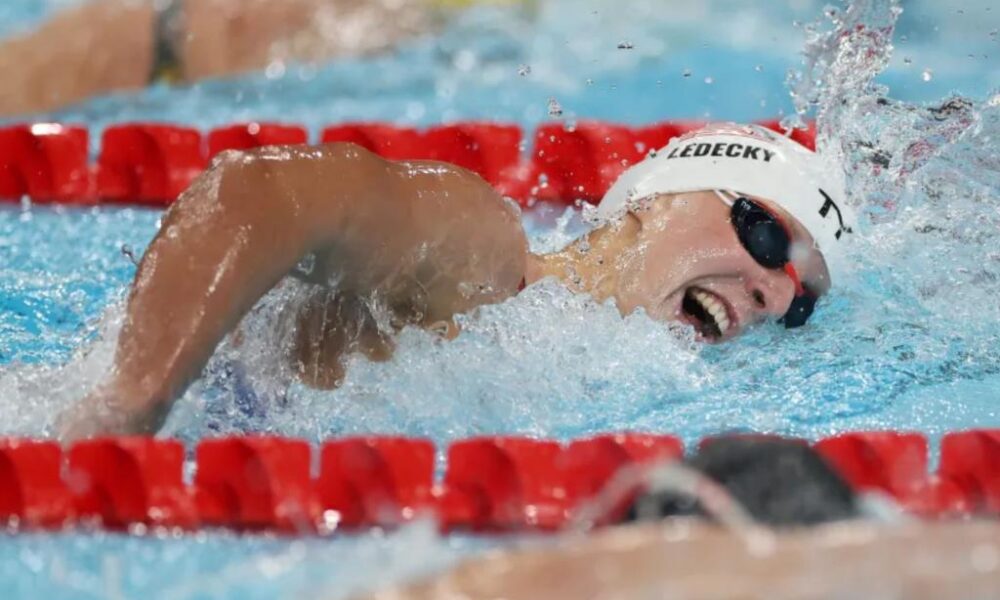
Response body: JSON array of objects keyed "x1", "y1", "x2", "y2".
[{"x1": 747, "y1": 266, "x2": 797, "y2": 321}]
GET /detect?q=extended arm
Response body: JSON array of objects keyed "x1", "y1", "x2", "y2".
[
  {"x1": 57, "y1": 142, "x2": 525, "y2": 438},
  {"x1": 58, "y1": 144, "x2": 394, "y2": 437}
]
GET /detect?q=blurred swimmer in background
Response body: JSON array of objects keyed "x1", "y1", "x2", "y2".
[
  {"x1": 0, "y1": 0, "x2": 530, "y2": 115},
  {"x1": 57, "y1": 122, "x2": 855, "y2": 438}
]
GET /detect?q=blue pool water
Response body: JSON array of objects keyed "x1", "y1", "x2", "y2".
[{"x1": 1, "y1": 0, "x2": 999, "y2": 598}]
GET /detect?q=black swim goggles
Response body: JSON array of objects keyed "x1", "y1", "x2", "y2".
[{"x1": 715, "y1": 191, "x2": 817, "y2": 328}]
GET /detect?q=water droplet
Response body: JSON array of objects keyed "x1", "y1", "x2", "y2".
[
  {"x1": 547, "y1": 98, "x2": 563, "y2": 118},
  {"x1": 682, "y1": 69, "x2": 692, "y2": 78},
  {"x1": 704, "y1": 76, "x2": 714, "y2": 85},
  {"x1": 903, "y1": 56, "x2": 913, "y2": 65},
  {"x1": 754, "y1": 65, "x2": 763, "y2": 72},
  {"x1": 617, "y1": 41, "x2": 634, "y2": 50},
  {"x1": 518, "y1": 64, "x2": 531, "y2": 77},
  {"x1": 585, "y1": 78, "x2": 595, "y2": 86},
  {"x1": 922, "y1": 69, "x2": 933, "y2": 82},
  {"x1": 264, "y1": 60, "x2": 286, "y2": 80},
  {"x1": 120, "y1": 245, "x2": 138, "y2": 266}
]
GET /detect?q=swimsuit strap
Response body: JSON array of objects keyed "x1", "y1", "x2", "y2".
[{"x1": 150, "y1": 0, "x2": 185, "y2": 84}]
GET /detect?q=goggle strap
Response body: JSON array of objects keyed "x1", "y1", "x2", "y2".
[{"x1": 783, "y1": 263, "x2": 806, "y2": 297}]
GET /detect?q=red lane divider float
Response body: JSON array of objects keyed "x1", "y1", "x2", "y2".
[
  {"x1": 207, "y1": 123, "x2": 309, "y2": 160},
  {"x1": 194, "y1": 437, "x2": 315, "y2": 531},
  {"x1": 529, "y1": 121, "x2": 698, "y2": 203},
  {"x1": 0, "y1": 125, "x2": 90, "y2": 202},
  {"x1": 939, "y1": 430, "x2": 1000, "y2": 513},
  {"x1": 316, "y1": 437, "x2": 435, "y2": 529},
  {"x1": 67, "y1": 437, "x2": 196, "y2": 529},
  {"x1": 814, "y1": 432, "x2": 970, "y2": 517},
  {"x1": 442, "y1": 437, "x2": 566, "y2": 529},
  {"x1": 321, "y1": 122, "x2": 425, "y2": 159},
  {"x1": 557, "y1": 433, "x2": 685, "y2": 525},
  {"x1": 0, "y1": 440, "x2": 72, "y2": 527},
  {"x1": 0, "y1": 119, "x2": 818, "y2": 206},
  {"x1": 1, "y1": 430, "x2": 994, "y2": 534}
]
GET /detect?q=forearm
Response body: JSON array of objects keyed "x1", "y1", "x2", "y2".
[{"x1": 0, "y1": 0, "x2": 155, "y2": 116}]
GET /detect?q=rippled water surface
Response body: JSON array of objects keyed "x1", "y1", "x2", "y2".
[{"x1": 1, "y1": 0, "x2": 998, "y2": 598}]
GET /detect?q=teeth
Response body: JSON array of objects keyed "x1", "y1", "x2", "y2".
[{"x1": 694, "y1": 290, "x2": 731, "y2": 334}]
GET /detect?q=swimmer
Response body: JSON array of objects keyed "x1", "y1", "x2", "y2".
[
  {"x1": 0, "y1": 0, "x2": 451, "y2": 115},
  {"x1": 56, "y1": 123, "x2": 855, "y2": 438}
]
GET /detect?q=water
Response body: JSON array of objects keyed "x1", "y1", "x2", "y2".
[{"x1": 1, "y1": 0, "x2": 999, "y2": 598}]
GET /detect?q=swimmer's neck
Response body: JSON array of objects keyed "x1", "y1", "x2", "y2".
[{"x1": 525, "y1": 211, "x2": 643, "y2": 303}]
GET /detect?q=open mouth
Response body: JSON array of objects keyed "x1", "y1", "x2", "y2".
[{"x1": 681, "y1": 287, "x2": 733, "y2": 340}]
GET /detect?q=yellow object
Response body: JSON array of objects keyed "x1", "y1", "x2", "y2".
[{"x1": 151, "y1": 63, "x2": 184, "y2": 86}]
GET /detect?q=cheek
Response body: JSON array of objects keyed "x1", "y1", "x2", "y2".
[{"x1": 647, "y1": 219, "x2": 747, "y2": 286}]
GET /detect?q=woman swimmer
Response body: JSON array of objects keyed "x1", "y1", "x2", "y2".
[{"x1": 56, "y1": 123, "x2": 855, "y2": 439}]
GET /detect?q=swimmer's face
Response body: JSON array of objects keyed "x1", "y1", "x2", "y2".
[{"x1": 615, "y1": 191, "x2": 831, "y2": 342}]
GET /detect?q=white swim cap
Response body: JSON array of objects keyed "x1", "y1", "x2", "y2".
[{"x1": 597, "y1": 123, "x2": 855, "y2": 266}]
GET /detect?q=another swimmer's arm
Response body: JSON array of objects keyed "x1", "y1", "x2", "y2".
[
  {"x1": 0, "y1": 1, "x2": 155, "y2": 116},
  {"x1": 58, "y1": 144, "x2": 402, "y2": 438}
]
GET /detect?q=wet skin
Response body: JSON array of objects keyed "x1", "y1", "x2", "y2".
[
  {"x1": 360, "y1": 520, "x2": 1000, "y2": 600},
  {"x1": 57, "y1": 143, "x2": 828, "y2": 438},
  {"x1": 528, "y1": 191, "x2": 830, "y2": 343}
]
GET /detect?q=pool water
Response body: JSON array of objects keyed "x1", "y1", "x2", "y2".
[{"x1": 1, "y1": 0, "x2": 999, "y2": 598}]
